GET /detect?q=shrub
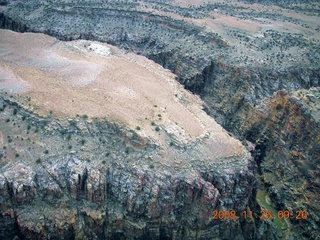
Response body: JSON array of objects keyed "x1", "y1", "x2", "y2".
[
  {"x1": 136, "y1": 126, "x2": 141, "y2": 130},
  {"x1": 151, "y1": 121, "x2": 155, "y2": 126},
  {"x1": 125, "y1": 147, "x2": 130, "y2": 154},
  {"x1": 155, "y1": 126, "x2": 160, "y2": 132},
  {"x1": 13, "y1": 109, "x2": 17, "y2": 115},
  {"x1": 44, "y1": 149, "x2": 49, "y2": 154},
  {"x1": 81, "y1": 139, "x2": 86, "y2": 145},
  {"x1": 15, "y1": 153, "x2": 19, "y2": 158},
  {"x1": 36, "y1": 158, "x2": 41, "y2": 164}
]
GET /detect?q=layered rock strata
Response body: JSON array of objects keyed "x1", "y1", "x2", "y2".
[{"x1": 0, "y1": 30, "x2": 266, "y2": 240}]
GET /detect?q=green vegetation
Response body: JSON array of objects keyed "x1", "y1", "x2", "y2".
[
  {"x1": 257, "y1": 189, "x2": 288, "y2": 238},
  {"x1": 155, "y1": 126, "x2": 160, "y2": 131},
  {"x1": 44, "y1": 149, "x2": 49, "y2": 154},
  {"x1": 151, "y1": 121, "x2": 155, "y2": 126},
  {"x1": 136, "y1": 126, "x2": 141, "y2": 130},
  {"x1": 82, "y1": 114, "x2": 88, "y2": 119},
  {"x1": 60, "y1": 129, "x2": 66, "y2": 135},
  {"x1": 36, "y1": 158, "x2": 41, "y2": 164},
  {"x1": 81, "y1": 139, "x2": 86, "y2": 145},
  {"x1": 125, "y1": 146, "x2": 130, "y2": 154},
  {"x1": 15, "y1": 153, "x2": 19, "y2": 158}
]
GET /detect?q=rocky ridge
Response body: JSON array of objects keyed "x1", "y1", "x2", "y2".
[
  {"x1": 0, "y1": 30, "x2": 270, "y2": 239},
  {"x1": 0, "y1": 0, "x2": 319, "y2": 239}
]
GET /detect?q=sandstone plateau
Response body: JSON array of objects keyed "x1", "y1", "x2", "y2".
[
  {"x1": 0, "y1": 0, "x2": 319, "y2": 239},
  {"x1": 0, "y1": 29, "x2": 259, "y2": 239}
]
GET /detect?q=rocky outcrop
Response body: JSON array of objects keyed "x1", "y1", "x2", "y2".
[
  {"x1": 0, "y1": 96, "x2": 270, "y2": 240},
  {"x1": 233, "y1": 88, "x2": 320, "y2": 239},
  {"x1": 0, "y1": 29, "x2": 274, "y2": 240},
  {"x1": 0, "y1": 0, "x2": 319, "y2": 239}
]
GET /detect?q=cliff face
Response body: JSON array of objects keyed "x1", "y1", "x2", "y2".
[
  {"x1": 0, "y1": 97, "x2": 261, "y2": 240},
  {"x1": 242, "y1": 88, "x2": 320, "y2": 240},
  {"x1": 0, "y1": 0, "x2": 319, "y2": 239},
  {"x1": 0, "y1": 30, "x2": 271, "y2": 240}
]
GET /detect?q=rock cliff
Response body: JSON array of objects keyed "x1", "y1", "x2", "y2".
[
  {"x1": 0, "y1": 0, "x2": 319, "y2": 239},
  {"x1": 0, "y1": 30, "x2": 270, "y2": 240}
]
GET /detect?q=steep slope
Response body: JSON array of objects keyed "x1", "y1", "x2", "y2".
[
  {"x1": 0, "y1": 29, "x2": 267, "y2": 240},
  {"x1": 0, "y1": 0, "x2": 319, "y2": 239}
]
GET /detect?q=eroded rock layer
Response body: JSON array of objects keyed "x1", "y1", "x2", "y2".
[{"x1": 0, "y1": 30, "x2": 265, "y2": 240}]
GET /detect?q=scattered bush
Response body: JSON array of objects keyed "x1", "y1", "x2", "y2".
[
  {"x1": 44, "y1": 149, "x2": 49, "y2": 154},
  {"x1": 36, "y1": 158, "x2": 41, "y2": 164},
  {"x1": 155, "y1": 126, "x2": 160, "y2": 131},
  {"x1": 136, "y1": 126, "x2": 141, "y2": 130},
  {"x1": 125, "y1": 147, "x2": 130, "y2": 154}
]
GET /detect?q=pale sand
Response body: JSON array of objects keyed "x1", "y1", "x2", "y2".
[{"x1": 0, "y1": 29, "x2": 245, "y2": 158}]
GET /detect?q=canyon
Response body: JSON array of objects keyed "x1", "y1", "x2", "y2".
[{"x1": 0, "y1": 0, "x2": 319, "y2": 239}]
